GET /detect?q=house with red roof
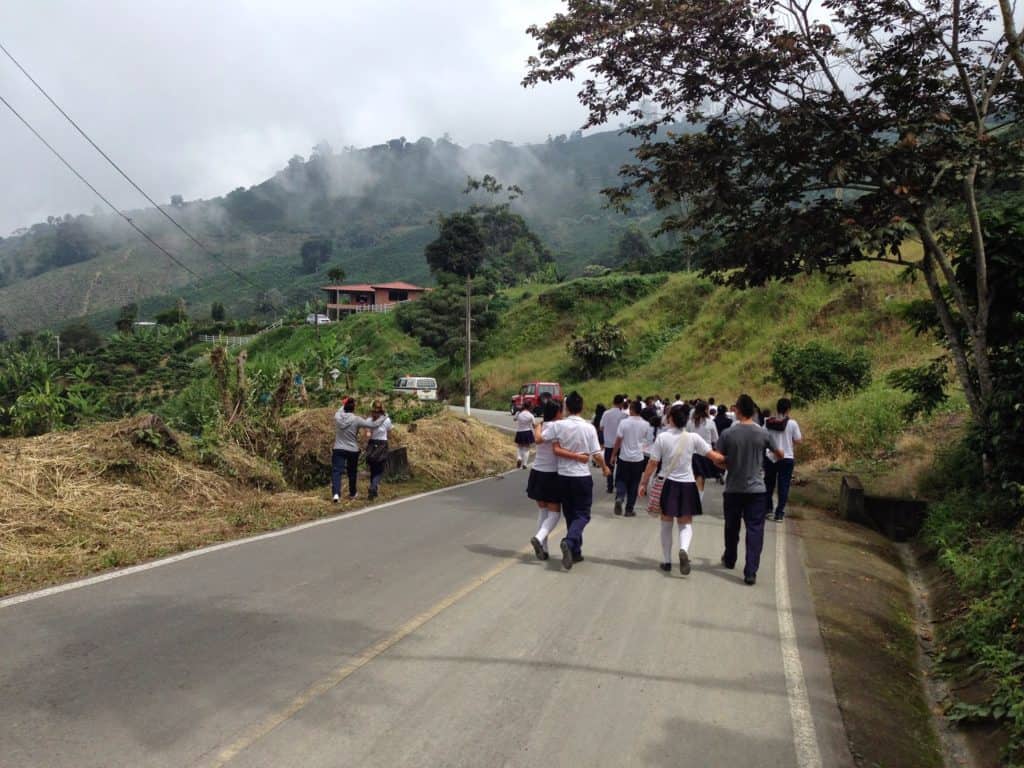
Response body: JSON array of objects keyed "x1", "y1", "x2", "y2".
[{"x1": 321, "y1": 281, "x2": 428, "y2": 319}]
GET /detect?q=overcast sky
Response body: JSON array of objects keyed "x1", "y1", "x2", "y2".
[{"x1": 0, "y1": 1, "x2": 587, "y2": 235}]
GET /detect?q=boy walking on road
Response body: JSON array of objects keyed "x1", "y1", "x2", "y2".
[
  {"x1": 599, "y1": 394, "x2": 627, "y2": 494},
  {"x1": 544, "y1": 391, "x2": 611, "y2": 570},
  {"x1": 764, "y1": 397, "x2": 803, "y2": 522},
  {"x1": 715, "y1": 394, "x2": 783, "y2": 585},
  {"x1": 611, "y1": 399, "x2": 649, "y2": 516}
]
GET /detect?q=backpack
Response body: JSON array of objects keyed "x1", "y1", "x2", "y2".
[{"x1": 765, "y1": 416, "x2": 789, "y2": 432}]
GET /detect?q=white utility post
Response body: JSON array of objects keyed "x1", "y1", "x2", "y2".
[{"x1": 464, "y1": 274, "x2": 472, "y2": 416}]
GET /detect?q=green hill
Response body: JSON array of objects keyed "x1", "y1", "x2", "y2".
[{"x1": 0, "y1": 129, "x2": 667, "y2": 334}]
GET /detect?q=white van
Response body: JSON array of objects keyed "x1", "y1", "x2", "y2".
[{"x1": 392, "y1": 376, "x2": 438, "y2": 401}]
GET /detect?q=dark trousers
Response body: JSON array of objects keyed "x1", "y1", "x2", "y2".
[
  {"x1": 560, "y1": 475, "x2": 594, "y2": 556},
  {"x1": 603, "y1": 447, "x2": 616, "y2": 491},
  {"x1": 764, "y1": 458, "x2": 795, "y2": 519},
  {"x1": 614, "y1": 459, "x2": 646, "y2": 512},
  {"x1": 331, "y1": 448, "x2": 359, "y2": 497},
  {"x1": 723, "y1": 492, "x2": 768, "y2": 579}
]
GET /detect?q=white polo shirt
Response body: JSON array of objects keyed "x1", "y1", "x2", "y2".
[
  {"x1": 514, "y1": 408, "x2": 535, "y2": 432},
  {"x1": 649, "y1": 428, "x2": 712, "y2": 482},
  {"x1": 599, "y1": 407, "x2": 627, "y2": 448},
  {"x1": 543, "y1": 415, "x2": 602, "y2": 477},
  {"x1": 616, "y1": 416, "x2": 650, "y2": 462},
  {"x1": 766, "y1": 418, "x2": 803, "y2": 461}
]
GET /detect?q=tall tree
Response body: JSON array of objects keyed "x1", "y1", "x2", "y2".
[
  {"x1": 425, "y1": 212, "x2": 486, "y2": 412},
  {"x1": 525, "y1": 0, "x2": 1024, "y2": 425}
]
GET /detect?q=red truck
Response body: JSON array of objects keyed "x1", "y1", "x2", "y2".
[{"x1": 510, "y1": 381, "x2": 563, "y2": 416}]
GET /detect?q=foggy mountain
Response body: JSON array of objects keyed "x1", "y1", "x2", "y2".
[{"x1": 0, "y1": 128, "x2": 660, "y2": 333}]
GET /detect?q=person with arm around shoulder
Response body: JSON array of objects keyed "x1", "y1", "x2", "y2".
[
  {"x1": 528, "y1": 400, "x2": 587, "y2": 560},
  {"x1": 685, "y1": 399, "x2": 719, "y2": 499},
  {"x1": 546, "y1": 391, "x2": 611, "y2": 570},
  {"x1": 715, "y1": 394, "x2": 783, "y2": 585},
  {"x1": 364, "y1": 400, "x2": 392, "y2": 500},
  {"x1": 639, "y1": 404, "x2": 725, "y2": 576},
  {"x1": 763, "y1": 397, "x2": 803, "y2": 522},
  {"x1": 332, "y1": 397, "x2": 387, "y2": 502}
]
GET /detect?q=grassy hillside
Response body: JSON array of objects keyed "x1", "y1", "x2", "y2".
[{"x1": 470, "y1": 262, "x2": 961, "y2": 462}]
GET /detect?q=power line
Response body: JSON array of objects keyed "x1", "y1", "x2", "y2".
[
  {"x1": 0, "y1": 91, "x2": 201, "y2": 279},
  {"x1": 0, "y1": 40, "x2": 267, "y2": 292}
]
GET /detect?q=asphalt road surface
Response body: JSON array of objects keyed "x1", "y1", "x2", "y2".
[{"x1": 0, "y1": 411, "x2": 853, "y2": 767}]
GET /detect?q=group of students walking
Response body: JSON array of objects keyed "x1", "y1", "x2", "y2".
[{"x1": 516, "y1": 391, "x2": 802, "y2": 585}]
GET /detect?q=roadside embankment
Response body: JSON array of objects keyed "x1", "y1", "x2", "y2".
[{"x1": 0, "y1": 411, "x2": 514, "y2": 598}]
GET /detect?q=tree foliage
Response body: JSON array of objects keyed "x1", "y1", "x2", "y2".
[
  {"x1": 567, "y1": 322, "x2": 626, "y2": 378},
  {"x1": 525, "y1": 0, "x2": 1024, "y2": 425},
  {"x1": 300, "y1": 238, "x2": 334, "y2": 274},
  {"x1": 425, "y1": 212, "x2": 486, "y2": 279},
  {"x1": 770, "y1": 342, "x2": 871, "y2": 403}
]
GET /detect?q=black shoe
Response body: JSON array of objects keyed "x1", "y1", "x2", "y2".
[
  {"x1": 613, "y1": 499, "x2": 623, "y2": 515},
  {"x1": 720, "y1": 555, "x2": 735, "y2": 570},
  {"x1": 530, "y1": 536, "x2": 548, "y2": 561},
  {"x1": 679, "y1": 549, "x2": 691, "y2": 576},
  {"x1": 572, "y1": 552, "x2": 584, "y2": 563},
  {"x1": 659, "y1": 563, "x2": 672, "y2": 572},
  {"x1": 560, "y1": 540, "x2": 573, "y2": 570},
  {"x1": 606, "y1": 487, "x2": 614, "y2": 494},
  {"x1": 624, "y1": 509, "x2": 636, "y2": 517},
  {"x1": 516, "y1": 458, "x2": 522, "y2": 469},
  {"x1": 773, "y1": 514, "x2": 783, "y2": 522},
  {"x1": 744, "y1": 574, "x2": 757, "y2": 585},
  {"x1": 368, "y1": 489, "x2": 378, "y2": 500}
]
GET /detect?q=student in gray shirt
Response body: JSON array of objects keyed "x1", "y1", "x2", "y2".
[
  {"x1": 332, "y1": 397, "x2": 387, "y2": 503},
  {"x1": 715, "y1": 394, "x2": 783, "y2": 585}
]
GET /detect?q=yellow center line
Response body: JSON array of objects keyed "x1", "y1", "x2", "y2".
[{"x1": 206, "y1": 545, "x2": 531, "y2": 767}]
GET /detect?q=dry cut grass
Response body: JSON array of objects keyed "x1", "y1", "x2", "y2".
[{"x1": 0, "y1": 411, "x2": 515, "y2": 597}]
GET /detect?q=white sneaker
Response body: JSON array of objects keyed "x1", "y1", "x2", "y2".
[{"x1": 332, "y1": 494, "x2": 340, "y2": 503}]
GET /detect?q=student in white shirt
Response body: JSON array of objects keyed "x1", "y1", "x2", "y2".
[
  {"x1": 640, "y1": 404, "x2": 725, "y2": 575},
  {"x1": 610, "y1": 399, "x2": 650, "y2": 516},
  {"x1": 365, "y1": 400, "x2": 393, "y2": 500},
  {"x1": 685, "y1": 399, "x2": 720, "y2": 498},
  {"x1": 599, "y1": 394, "x2": 627, "y2": 494},
  {"x1": 542, "y1": 391, "x2": 611, "y2": 570},
  {"x1": 763, "y1": 397, "x2": 804, "y2": 522},
  {"x1": 513, "y1": 406, "x2": 536, "y2": 469}
]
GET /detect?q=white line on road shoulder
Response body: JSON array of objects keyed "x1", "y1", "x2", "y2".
[
  {"x1": 776, "y1": 525, "x2": 824, "y2": 768},
  {"x1": 0, "y1": 471, "x2": 516, "y2": 611}
]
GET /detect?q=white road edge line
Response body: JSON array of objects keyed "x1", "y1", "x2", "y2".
[
  {"x1": 776, "y1": 525, "x2": 824, "y2": 768},
  {"x1": 0, "y1": 471, "x2": 517, "y2": 611}
]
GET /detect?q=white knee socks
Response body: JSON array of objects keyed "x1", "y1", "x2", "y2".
[
  {"x1": 518, "y1": 446, "x2": 530, "y2": 466},
  {"x1": 679, "y1": 523, "x2": 693, "y2": 553},
  {"x1": 537, "y1": 510, "x2": 561, "y2": 550},
  {"x1": 661, "y1": 520, "x2": 674, "y2": 564}
]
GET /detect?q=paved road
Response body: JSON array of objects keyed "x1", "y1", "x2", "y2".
[{"x1": 0, "y1": 420, "x2": 852, "y2": 767}]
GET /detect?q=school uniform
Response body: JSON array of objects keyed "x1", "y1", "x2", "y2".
[
  {"x1": 649, "y1": 428, "x2": 712, "y2": 518},
  {"x1": 614, "y1": 415, "x2": 650, "y2": 515},
  {"x1": 543, "y1": 415, "x2": 601, "y2": 561},
  {"x1": 764, "y1": 417, "x2": 802, "y2": 521},
  {"x1": 599, "y1": 406, "x2": 627, "y2": 492},
  {"x1": 528, "y1": 430, "x2": 562, "y2": 558},
  {"x1": 686, "y1": 416, "x2": 720, "y2": 479},
  {"x1": 513, "y1": 408, "x2": 536, "y2": 467}
]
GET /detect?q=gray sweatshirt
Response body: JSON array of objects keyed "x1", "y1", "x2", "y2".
[{"x1": 333, "y1": 410, "x2": 386, "y2": 451}]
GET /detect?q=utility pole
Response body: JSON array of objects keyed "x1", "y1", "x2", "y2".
[
  {"x1": 55, "y1": 334, "x2": 61, "y2": 360},
  {"x1": 464, "y1": 274, "x2": 472, "y2": 416}
]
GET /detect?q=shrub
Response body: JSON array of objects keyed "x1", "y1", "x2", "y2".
[
  {"x1": 770, "y1": 341, "x2": 871, "y2": 403},
  {"x1": 807, "y1": 385, "x2": 909, "y2": 459},
  {"x1": 567, "y1": 322, "x2": 626, "y2": 377}
]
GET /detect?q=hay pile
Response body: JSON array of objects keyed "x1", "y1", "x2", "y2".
[
  {"x1": 1, "y1": 410, "x2": 514, "y2": 597},
  {"x1": 280, "y1": 408, "x2": 515, "y2": 489},
  {"x1": 0, "y1": 415, "x2": 291, "y2": 596}
]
